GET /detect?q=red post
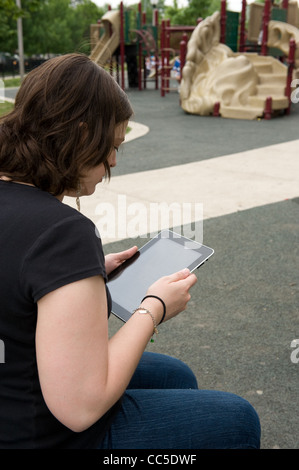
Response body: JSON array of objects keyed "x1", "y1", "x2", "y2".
[
  {"x1": 264, "y1": 96, "x2": 272, "y2": 119},
  {"x1": 261, "y1": 0, "x2": 271, "y2": 56},
  {"x1": 180, "y1": 33, "x2": 187, "y2": 82},
  {"x1": 153, "y1": 9, "x2": 159, "y2": 90},
  {"x1": 120, "y1": 2, "x2": 125, "y2": 90},
  {"x1": 138, "y1": 2, "x2": 142, "y2": 90},
  {"x1": 282, "y1": 0, "x2": 289, "y2": 9},
  {"x1": 154, "y1": 9, "x2": 158, "y2": 27},
  {"x1": 151, "y1": 9, "x2": 159, "y2": 90},
  {"x1": 220, "y1": 0, "x2": 226, "y2": 44},
  {"x1": 213, "y1": 102, "x2": 220, "y2": 117},
  {"x1": 142, "y1": 10, "x2": 146, "y2": 89},
  {"x1": 285, "y1": 38, "x2": 296, "y2": 114},
  {"x1": 239, "y1": 0, "x2": 247, "y2": 52},
  {"x1": 166, "y1": 18, "x2": 171, "y2": 93},
  {"x1": 161, "y1": 19, "x2": 172, "y2": 96},
  {"x1": 161, "y1": 19, "x2": 165, "y2": 97}
]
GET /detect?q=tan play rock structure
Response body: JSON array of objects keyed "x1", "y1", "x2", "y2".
[{"x1": 180, "y1": 11, "x2": 299, "y2": 120}]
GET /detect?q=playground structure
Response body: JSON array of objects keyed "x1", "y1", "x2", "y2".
[
  {"x1": 90, "y1": 2, "x2": 160, "y2": 91},
  {"x1": 90, "y1": 0, "x2": 299, "y2": 120},
  {"x1": 90, "y1": 2, "x2": 197, "y2": 93},
  {"x1": 180, "y1": 0, "x2": 299, "y2": 119}
]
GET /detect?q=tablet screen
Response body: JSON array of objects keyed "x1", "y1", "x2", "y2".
[{"x1": 107, "y1": 230, "x2": 214, "y2": 322}]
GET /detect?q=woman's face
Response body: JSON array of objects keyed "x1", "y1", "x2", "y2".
[{"x1": 76, "y1": 120, "x2": 128, "y2": 197}]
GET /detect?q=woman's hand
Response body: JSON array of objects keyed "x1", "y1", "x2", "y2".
[
  {"x1": 105, "y1": 246, "x2": 138, "y2": 276},
  {"x1": 142, "y1": 269, "x2": 198, "y2": 324}
]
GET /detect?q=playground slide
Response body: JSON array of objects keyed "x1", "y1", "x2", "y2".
[
  {"x1": 180, "y1": 11, "x2": 297, "y2": 120},
  {"x1": 90, "y1": 10, "x2": 120, "y2": 67}
]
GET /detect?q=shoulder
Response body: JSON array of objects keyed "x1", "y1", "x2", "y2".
[
  {"x1": 2, "y1": 181, "x2": 96, "y2": 240},
  {"x1": 19, "y1": 197, "x2": 106, "y2": 302}
]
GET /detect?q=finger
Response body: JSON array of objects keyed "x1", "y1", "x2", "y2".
[
  {"x1": 168, "y1": 268, "x2": 191, "y2": 282},
  {"x1": 126, "y1": 245, "x2": 138, "y2": 259},
  {"x1": 185, "y1": 273, "x2": 198, "y2": 288},
  {"x1": 118, "y1": 246, "x2": 138, "y2": 261},
  {"x1": 175, "y1": 272, "x2": 197, "y2": 289}
]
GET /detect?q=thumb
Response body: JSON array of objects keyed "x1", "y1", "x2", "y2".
[
  {"x1": 118, "y1": 246, "x2": 138, "y2": 262},
  {"x1": 169, "y1": 268, "x2": 191, "y2": 282},
  {"x1": 122, "y1": 245, "x2": 138, "y2": 259}
]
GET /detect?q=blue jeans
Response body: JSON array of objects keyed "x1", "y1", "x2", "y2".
[{"x1": 97, "y1": 352, "x2": 261, "y2": 449}]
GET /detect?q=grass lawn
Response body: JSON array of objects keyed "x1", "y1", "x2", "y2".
[
  {"x1": 3, "y1": 77, "x2": 21, "y2": 88},
  {"x1": 0, "y1": 101, "x2": 14, "y2": 116}
]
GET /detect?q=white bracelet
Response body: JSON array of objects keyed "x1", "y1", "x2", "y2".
[{"x1": 132, "y1": 307, "x2": 159, "y2": 342}]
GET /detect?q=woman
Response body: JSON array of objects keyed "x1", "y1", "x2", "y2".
[{"x1": 0, "y1": 54, "x2": 260, "y2": 449}]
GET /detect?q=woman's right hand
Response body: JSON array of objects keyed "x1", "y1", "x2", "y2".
[{"x1": 142, "y1": 268, "x2": 198, "y2": 324}]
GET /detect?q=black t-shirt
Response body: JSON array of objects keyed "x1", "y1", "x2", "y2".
[{"x1": 0, "y1": 180, "x2": 119, "y2": 449}]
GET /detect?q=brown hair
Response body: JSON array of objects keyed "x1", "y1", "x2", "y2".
[{"x1": 0, "y1": 53, "x2": 133, "y2": 195}]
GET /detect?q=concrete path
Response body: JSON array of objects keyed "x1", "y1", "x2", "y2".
[{"x1": 68, "y1": 138, "x2": 298, "y2": 244}]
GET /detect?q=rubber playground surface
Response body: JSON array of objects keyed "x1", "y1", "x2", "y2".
[{"x1": 57, "y1": 81, "x2": 299, "y2": 449}]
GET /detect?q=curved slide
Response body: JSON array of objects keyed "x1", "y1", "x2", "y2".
[
  {"x1": 180, "y1": 12, "x2": 298, "y2": 120},
  {"x1": 90, "y1": 10, "x2": 120, "y2": 66}
]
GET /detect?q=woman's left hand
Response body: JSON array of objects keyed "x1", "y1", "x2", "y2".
[{"x1": 105, "y1": 246, "x2": 138, "y2": 276}]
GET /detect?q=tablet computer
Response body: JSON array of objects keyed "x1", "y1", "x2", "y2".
[{"x1": 107, "y1": 230, "x2": 214, "y2": 322}]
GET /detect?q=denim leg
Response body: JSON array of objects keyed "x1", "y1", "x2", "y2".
[
  {"x1": 97, "y1": 353, "x2": 260, "y2": 449},
  {"x1": 127, "y1": 352, "x2": 198, "y2": 390},
  {"x1": 97, "y1": 388, "x2": 261, "y2": 449}
]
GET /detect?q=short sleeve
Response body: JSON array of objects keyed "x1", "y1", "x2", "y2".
[{"x1": 20, "y1": 215, "x2": 107, "y2": 302}]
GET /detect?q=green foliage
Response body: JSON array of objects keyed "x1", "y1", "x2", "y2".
[
  {"x1": 0, "y1": 0, "x2": 104, "y2": 55},
  {"x1": 0, "y1": 101, "x2": 14, "y2": 116},
  {"x1": 165, "y1": 0, "x2": 221, "y2": 25},
  {"x1": 0, "y1": 0, "x2": 19, "y2": 52},
  {"x1": 3, "y1": 77, "x2": 21, "y2": 87},
  {"x1": 0, "y1": 0, "x2": 18, "y2": 18}
]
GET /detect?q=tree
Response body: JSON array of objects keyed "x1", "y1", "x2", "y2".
[
  {"x1": 69, "y1": 0, "x2": 104, "y2": 54},
  {"x1": 165, "y1": 0, "x2": 221, "y2": 25},
  {"x1": 0, "y1": 0, "x2": 104, "y2": 56},
  {"x1": 0, "y1": 0, "x2": 46, "y2": 53},
  {"x1": 23, "y1": 0, "x2": 74, "y2": 55},
  {"x1": 0, "y1": 0, "x2": 26, "y2": 52}
]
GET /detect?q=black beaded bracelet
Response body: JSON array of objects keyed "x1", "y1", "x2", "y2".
[{"x1": 141, "y1": 295, "x2": 166, "y2": 325}]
